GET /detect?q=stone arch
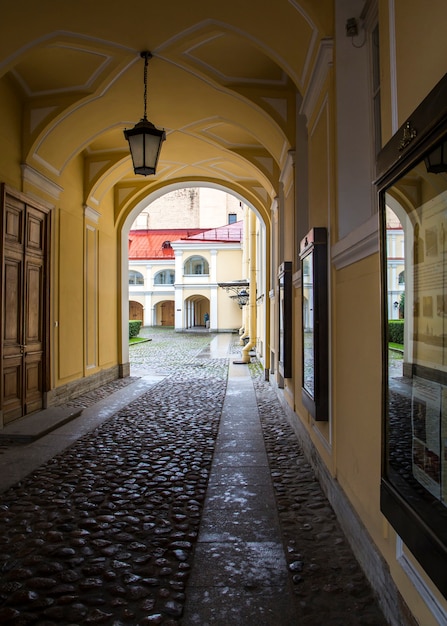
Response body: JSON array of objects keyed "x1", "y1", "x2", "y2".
[{"x1": 119, "y1": 181, "x2": 270, "y2": 369}]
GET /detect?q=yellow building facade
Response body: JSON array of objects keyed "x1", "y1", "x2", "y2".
[{"x1": 0, "y1": 2, "x2": 447, "y2": 624}]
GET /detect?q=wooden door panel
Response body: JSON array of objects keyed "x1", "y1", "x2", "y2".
[
  {"x1": 25, "y1": 260, "x2": 43, "y2": 345},
  {"x1": 129, "y1": 300, "x2": 143, "y2": 320},
  {"x1": 161, "y1": 301, "x2": 174, "y2": 326},
  {"x1": 25, "y1": 352, "x2": 43, "y2": 414},
  {"x1": 4, "y1": 197, "x2": 24, "y2": 247},
  {"x1": 26, "y1": 208, "x2": 45, "y2": 254},
  {"x1": 3, "y1": 257, "x2": 22, "y2": 350},
  {"x1": 1, "y1": 186, "x2": 49, "y2": 423},
  {"x1": 3, "y1": 357, "x2": 23, "y2": 423}
]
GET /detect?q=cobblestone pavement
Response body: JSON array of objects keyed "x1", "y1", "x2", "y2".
[
  {"x1": 0, "y1": 329, "x2": 388, "y2": 625},
  {"x1": 250, "y1": 360, "x2": 387, "y2": 625}
]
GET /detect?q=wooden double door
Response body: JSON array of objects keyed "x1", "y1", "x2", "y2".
[{"x1": 1, "y1": 186, "x2": 50, "y2": 424}]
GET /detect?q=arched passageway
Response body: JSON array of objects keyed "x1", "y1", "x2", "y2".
[
  {"x1": 184, "y1": 295, "x2": 209, "y2": 329},
  {"x1": 1, "y1": 3, "x2": 447, "y2": 624}
]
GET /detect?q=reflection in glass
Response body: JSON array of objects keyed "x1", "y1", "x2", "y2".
[
  {"x1": 384, "y1": 151, "x2": 447, "y2": 541},
  {"x1": 303, "y1": 251, "x2": 314, "y2": 395}
]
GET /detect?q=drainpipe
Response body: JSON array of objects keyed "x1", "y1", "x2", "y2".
[
  {"x1": 239, "y1": 205, "x2": 250, "y2": 343},
  {"x1": 241, "y1": 210, "x2": 257, "y2": 363}
]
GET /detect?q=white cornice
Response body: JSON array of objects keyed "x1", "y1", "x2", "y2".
[
  {"x1": 171, "y1": 242, "x2": 241, "y2": 251},
  {"x1": 292, "y1": 269, "x2": 302, "y2": 289},
  {"x1": 300, "y1": 38, "x2": 333, "y2": 121},
  {"x1": 331, "y1": 213, "x2": 379, "y2": 269},
  {"x1": 84, "y1": 205, "x2": 101, "y2": 224},
  {"x1": 21, "y1": 164, "x2": 63, "y2": 200},
  {"x1": 280, "y1": 150, "x2": 296, "y2": 197}
]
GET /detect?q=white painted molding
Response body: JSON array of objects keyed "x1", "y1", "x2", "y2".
[
  {"x1": 396, "y1": 537, "x2": 447, "y2": 624},
  {"x1": 21, "y1": 164, "x2": 63, "y2": 200},
  {"x1": 292, "y1": 269, "x2": 301, "y2": 289},
  {"x1": 388, "y1": 0, "x2": 399, "y2": 134},
  {"x1": 280, "y1": 150, "x2": 296, "y2": 198},
  {"x1": 280, "y1": 150, "x2": 295, "y2": 183},
  {"x1": 300, "y1": 38, "x2": 333, "y2": 121},
  {"x1": 331, "y1": 213, "x2": 379, "y2": 269},
  {"x1": 84, "y1": 205, "x2": 101, "y2": 224}
]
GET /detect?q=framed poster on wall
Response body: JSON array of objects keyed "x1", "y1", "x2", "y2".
[
  {"x1": 278, "y1": 261, "x2": 292, "y2": 378},
  {"x1": 299, "y1": 227, "x2": 328, "y2": 421}
]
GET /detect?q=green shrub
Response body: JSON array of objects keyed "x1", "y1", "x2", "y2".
[
  {"x1": 129, "y1": 320, "x2": 142, "y2": 338},
  {"x1": 399, "y1": 291, "x2": 405, "y2": 319},
  {"x1": 388, "y1": 320, "x2": 404, "y2": 345}
]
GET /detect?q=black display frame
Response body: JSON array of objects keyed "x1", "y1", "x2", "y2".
[
  {"x1": 377, "y1": 73, "x2": 447, "y2": 598},
  {"x1": 278, "y1": 261, "x2": 292, "y2": 379},
  {"x1": 299, "y1": 227, "x2": 328, "y2": 421}
]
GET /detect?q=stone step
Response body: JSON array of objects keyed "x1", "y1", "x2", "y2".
[{"x1": 0, "y1": 406, "x2": 83, "y2": 442}]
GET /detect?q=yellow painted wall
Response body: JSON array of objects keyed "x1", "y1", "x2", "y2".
[
  {"x1": 58, "y1": 209, "x2": 84, "y2": 382},
  {"x1": 379, "y1": 0, "x2": 447, "y2": 143},
  {"x1": 56, "y1": 158, "x2": 120, "y2": 385},
  {"x1": 289, "y1": 74, "x2": 333, "y2": 462},
  {"x1": 0, "y1": 77, "x2": 22, "y2": 190},
  {"x1": 216, "y1": 248, "x2": 242, "y2": 283},
  {"x1": 99, "y1": 235, "x2": 118, "y2": 367},
  {"x1": 217, "y1": 289, "x2": 243, "y2": 329},
  {"x1": 394, "y1": 0, "x2": 447, "y2": 126},
  {"x1": 334, "y1": 253, "x2": 383, "y2": 531}
]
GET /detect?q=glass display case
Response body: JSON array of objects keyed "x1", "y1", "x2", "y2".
[
  {"x1": 299, "y1": 228, "x2": 328, "y2": 421},
  {"x1": 378, "y1": 73, "x2": 447, "y2": 597},
  {"x1": 278, "y1": 261, "x2": 292, "y2": 379}
]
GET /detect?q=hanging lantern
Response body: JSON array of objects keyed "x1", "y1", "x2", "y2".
[{"x1": 124, "y1": 51, "x2": 166, "y2": 176}]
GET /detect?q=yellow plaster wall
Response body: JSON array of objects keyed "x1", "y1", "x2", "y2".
[
  {"x1": 394, "y1": 0, "x2": 447, "y2": 126},
  {"x1": 58, "y1": 209, "x2": 84, "y2": 382},
  {"x1": 0, "y1": 76, "x2": 23, "y2": 190},
  {"x1": 216, "y1": 248, "x2": 242, "y2": 283},
  {"x1": 289, "y1": 75, "x2": 334, "y2": 459},
  {"x1": 56, "y1": 159, "x2": 120, "y2": 384},
  {"x1": 308, "y1": 85, "x2": 332, "y2": 229},
  {"x1": 217, "y1": 289, "x2": 243, "y2": 329},
  {"x1": 379, "y1": 0, "x2": 447, "y2": 143},
  {"x1": 95, "y1": 189, "x2": 119, "y2": 369},
  {"x1": 334, "y1": 253, "x2": 383, "y2": 532},
  {"x1": 99, "y1": 227, "x2": 118, "y2": 367}
]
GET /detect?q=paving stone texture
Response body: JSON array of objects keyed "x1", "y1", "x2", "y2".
[{"x1": 0, "y1": 328, "x2": 388, "y2": 625}]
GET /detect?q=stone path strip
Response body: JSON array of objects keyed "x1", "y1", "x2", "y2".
[{"x1": 182, "y1": 360, "x2": 300, "y2": 625}]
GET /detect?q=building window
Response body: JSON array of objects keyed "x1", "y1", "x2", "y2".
[
  {"x1": 154, "y1": 269, "x2": 175, "y2": 285},
  {"x1": 184, "y1": 255, "x2": 209, "y2": 275},
  {"x1": 129, "y1": 270, "x2": 144, "y2": 285},
  {"x1": 228, "y1": 213, "x2": 237, "y2": 224}
]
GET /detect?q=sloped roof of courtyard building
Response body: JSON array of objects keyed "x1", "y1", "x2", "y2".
[{"x1": 129, "y1": 221, "x2": 243, "y2": 260}]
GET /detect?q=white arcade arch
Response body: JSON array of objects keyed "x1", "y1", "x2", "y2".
[{"x1": 120, "y1": 181, "x2": 268, "y2": 369}]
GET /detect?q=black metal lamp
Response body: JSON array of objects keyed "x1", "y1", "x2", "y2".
[
  {"x1": 424, "y1": 139, "x2": 447, "y2": 174},
  {"x1": 236, "y1": 289, "x2": 249, "y2": 307},
  {"x1": 124, "y1": 51, "x2": 166, "y2": 176},
  {"x1": 218, "y1": 281, "x2": 250, "y2": 309}
]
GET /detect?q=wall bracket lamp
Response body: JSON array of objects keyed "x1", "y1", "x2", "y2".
[
  {"x1": 218, "y1": 281, "x2": 250, "y2": 308},
  {"x1": 124, "y1": 51, "x2": 166, "y2": 176},
  {"x1": 424, "y1": 139, "x2": 447, "y2": 174}
]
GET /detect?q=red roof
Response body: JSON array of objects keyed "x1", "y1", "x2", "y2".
[
  {"x1": 180, "y1": 221, "x2": 243, "y2": 243},
  {"x1": 128, "y1": 229, "x2": 204, "y2": 259},
  {"x1": 128, "y1": 222, "x2": 243, "y2": 259}
]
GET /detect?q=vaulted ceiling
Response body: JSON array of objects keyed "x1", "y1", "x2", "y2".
[{"x1": 0, "y1": 0, "x2": 333, "y2": 221}]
